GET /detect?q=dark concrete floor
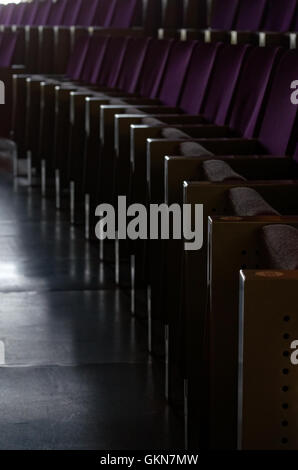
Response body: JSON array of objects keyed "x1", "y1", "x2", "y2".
[{"x1": 0, "y1": 173, "x2": 183, "y2": 450}]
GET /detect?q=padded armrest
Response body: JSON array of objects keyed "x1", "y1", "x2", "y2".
[{"x1": 261, "y1": 224, "x2": 298, "y2": 270}]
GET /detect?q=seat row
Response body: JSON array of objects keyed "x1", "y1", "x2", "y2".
[
  {"x1": 160, "y1": 0, "x2": 298, "y2": 48},
  {"x1": 0, "y1": 0, "x2": 143, "y2": 28},
  {"x1": 0, "y1": 0, "x2": 151, "y2": 74},
  {"x1": 11, "y1": 35, "x2": 298, "y2": 449},
  {"x1": 0, "y1": 0, "x2": 208, "y2": 31}
]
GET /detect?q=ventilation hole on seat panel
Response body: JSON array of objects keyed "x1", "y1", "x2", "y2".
[
  {"x1": 283, "y1": 351, "x2": 290, "y2": 357},
  {"x1": 282, "y1": 403, "x2": 289, "y2": 409},
  {"x1": 283, "y1": 333, "x2": 290, "y2": 340},
  {"x1": 284, "y1": 316, "x2": 290, "y2": 322},
  {"x1": 283, "y1": 369, "x2": 289, "y2": 375},
  {"x1": 282, "y1": 386, "x2": 289, "y2": 392},
  {"x1": 281, "y1": 437, "x2": 288, "y2": 445}
]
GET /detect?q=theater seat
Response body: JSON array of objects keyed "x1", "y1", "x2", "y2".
[{"x1": 147, "y1": 48, "x2": 298, "y2": 181}]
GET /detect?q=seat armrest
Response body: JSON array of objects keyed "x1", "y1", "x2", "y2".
[
  {"x1": 230, "y1": 31, "x2": 258, "y2": 45},
  {"x1": 202, "y1": 213, "x2": 298, "y2": 449},
  {"x1": 164, "y1": 155, "x2": 294, "y2": 204},
  {"x1": 99, "y1": 105, "x2": 178, "y2": 143},
  {"x1": 238, "y1": 268, "x2": 298, "y2": 450},
  {"x1": 258, "y1": 31, "x2": 291, "y2": 48},
  {"x1": 158, "y1": 28, "x2": 182, "y2": 39}
]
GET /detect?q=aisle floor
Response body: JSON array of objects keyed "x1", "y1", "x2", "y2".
[{"x1": 0, "y1": 174, "x2": 183, "y2": 450}]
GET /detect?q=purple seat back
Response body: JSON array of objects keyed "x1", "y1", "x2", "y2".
[
  {"x1": 11, "y1": 2, "x2": 27, "y2": 26},
  {"x1": 110, "y1": 0, "x2": 139, "y2": 28},
  {"x1": 202, "y1": 44, "x2": 251, "y2": 126},
  {"x1": 136, "y1": 39, "x2": 173, "y2": 99},
  {"x1": 179, "y1": 42, "x2": 221, "y2": 115},
  {"x1": 2, "y1": 4, "x2": 16, "y2": 26},
  {"x1": 116, "y1": 37, "x2": 151, "y2": 93},
  {"x1": 22, "y1": 1, "x2": 40, "y2": 26},
  {"x1": 261, "y1": 0, "x2": 297, "y2": 32},
  {"x1": 76, "y1": 0, "x2": 100, "y2": 26},
  {"x1": 258, "y1": 50, "x2": 298, "y2": 156},
  {"x1": 66, "y1": 35, "x2": 90, "y2": 80},
  {"x1": 92, "y1": 0, "x2": 117, "y2": 27},
  {"x1": 0, "y1": 32, "x2": 18, "y2": 67},
  {"x1": 158, "y1": 40, "x2": 197, "y2": 107},
  {"x1": 62, "y1": 0, "x2": 83, "y2": 26},
  {"x1": 234, "y1": 0, "x2": 267, "y2": 31},
  {"x1": 47, "y1": 0, "x2": 68, "y2": 26},
  {"x1": 210, "y1": 0, "x2": 239, "y2": 30},
  {"x1": 228, "y1": 47, "x2": 283, "y2": 138},
  {"x1": 96, "y1": 36, "x2": 129, "y2": 87},
  {"x1": 33, "y1": 0, "x2": 53, "y2": 26},
  {"x1": 80, "y1": 35, "x2": 109, "y2": 83}
]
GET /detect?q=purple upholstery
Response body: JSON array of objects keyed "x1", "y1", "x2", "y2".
[
  {"x1": 179, "y1": 43, "x2": 221, "y2": 114},
  {"x1": 0, "y1": 32, "x2": 18, "y2": 67},
  {"x1": 92, "y1": 0, "x2": 117, "y2": 27},
  {"x1": 11, "y1": 1, "x2": 28, "y2": 26},
  {"x1": 110, "y1": 0, "x2": 139, "y2": 28},
  {"x1": 234, "y1": 0, "x2": 267, "y2": 31},
  {"x1": 116, "y1": 37, "x2": 151, "y2": 93},
  {"x1": 65, "y1": 35, "x2": 90, "y2": 80},
  {"x1": 261, "y1": 225, "x2": 298, "y2": 270},
  {"x1": 47, "y1": 0, "x2": 69, "y2": 26},
  {"x1": 137, "y1": 39, "x2": 174, "y2": 99},
  {"x1": 21, "y1": 1, "x2": 40, "y2": 26},
  {"x1": 76, "y1": 0, "x2": 100, "y2": 27},
  {"x1": 80, "y1": 36, "x2": 109, "y2": 84},
  {"x1": 2, "y1": 4, "x2": 15, "y2": 26},
  {"x1": 62, "y1": 0, "x2": 83, "y2": 26},
  {"x1": 261, "y1": 0, "x2": 297, "y2": 32},
  {"x1": 210, "y1": 0, "x2": 239, "y2": 30},
  {"x1": 202, "y1": 44, "x2": 251, "y2": 126},
  {"x1": 258, "y1": 50, "x2": 298, "y2": 156},
  {"x1": 158, "y1": 41, "x2": 197, "y2": 107},
  {"x1": 228, "y1": 47, "x2": 283, "y2": 138},
  {"x1": 33, "y1": 0, "x2": 53, "y2": 26},
  {"x1": 96, "y1": 36, "x2": 129, "y2": 88}
]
